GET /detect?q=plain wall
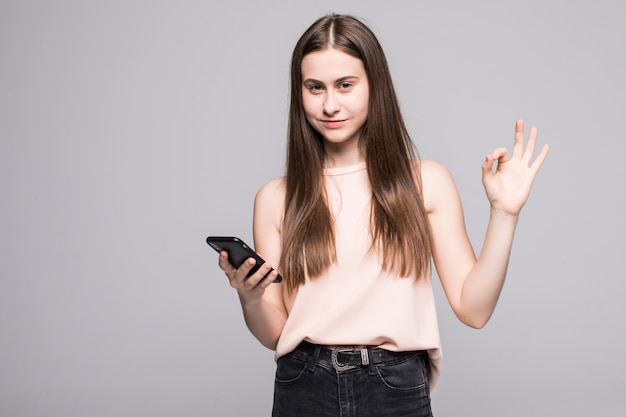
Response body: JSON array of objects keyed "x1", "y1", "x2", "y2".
[{"x1": 1, "y1": 0, "x2": 624, "y2": 416}]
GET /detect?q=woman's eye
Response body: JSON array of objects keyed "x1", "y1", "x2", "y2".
[{"x1": 307, "y1": 84, "x2": 323, "y2": 92}]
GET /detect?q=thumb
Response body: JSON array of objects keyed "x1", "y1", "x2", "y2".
[{"x1": 482, "y1": 152, "x2": 496, "y2": 180}]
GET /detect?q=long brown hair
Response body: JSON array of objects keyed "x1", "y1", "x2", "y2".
[{"x1": 281, "y1": 14, "x2": 431, "y2": 291}]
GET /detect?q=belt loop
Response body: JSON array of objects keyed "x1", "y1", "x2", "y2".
[
  {"x1": 366, "y1": 348, "x2": 375, "y2": 375},
  {"x1": 307, "y1": 344, "x2": 321, "y2": 372},
  {"x1": 360, "y1": 348, "x2": 369, "y2": 366}
]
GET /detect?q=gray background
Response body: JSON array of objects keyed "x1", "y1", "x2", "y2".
[{"x1": 1, "y1": 0, "x2": 624, "y2": 416}]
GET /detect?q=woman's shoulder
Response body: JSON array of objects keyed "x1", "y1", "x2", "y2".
[
  {"x1": 414, "y1": 159, "x2": 454, "y2": 184},
  {"x1": 414, "y1": 159, "x2": 458, "y2": 212},
  {"x1": 254, "y1": 177, "x2": 287, "y2": 213},
  {"x1": 255, "y1": 176, "x2": 286, "y2": 199}
]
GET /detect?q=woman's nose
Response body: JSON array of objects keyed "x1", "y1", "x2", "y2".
[{"x1": 323, "y1": 92, "x2": 340, "y2": 115}]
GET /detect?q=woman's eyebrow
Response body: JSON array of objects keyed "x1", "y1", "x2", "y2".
[
  {"x1": 303, "y1": 76, "x2": 360, "y2": 84},
  {"x1": 335, "y1": 76, "x2": 359, "y2": 83}
]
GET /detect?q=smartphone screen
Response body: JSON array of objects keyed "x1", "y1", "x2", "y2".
[{"x1": 206, "y1": 236, "x2": 282, "y2": 283}]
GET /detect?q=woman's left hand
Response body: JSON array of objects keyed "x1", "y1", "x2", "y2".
[{"x1": 482, "y1": 119, "x2": 550, "y2": 216}]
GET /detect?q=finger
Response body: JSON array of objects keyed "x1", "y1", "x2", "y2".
[
  {"x1": 522, "y1": 126, "x2": 538, "y2": 165},
  {"x1": 511, "y1": 119, "x2": 525, "y2": 160},
  {"x1": 491, "y1": 147, "x2": 509, "y2": 163},
  {"x1": 243, "y1": 261, "x2": 274, "y2": 289},
  {"x1": 238, "y1": 257, "x2": 257, "y2": 279},
  {"x1": 482, "y1": 148, "x2": 507, "y2": 179},
  {"x1": 259, "y1": 269, "x2": 280, "y2": 288},
  {"x1": 218, "y1": 250, "x2": 235, "y2": 272},
  {"x1": 482, "y1": 152, "x2": 496, "y2": 179},
  {"x1": 530, "y1": 143, "x2": 550, "y2": 174}
]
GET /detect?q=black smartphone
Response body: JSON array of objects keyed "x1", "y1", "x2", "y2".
[{"x1": 206, "y1": 236, "x2": 282, "y2": 283}]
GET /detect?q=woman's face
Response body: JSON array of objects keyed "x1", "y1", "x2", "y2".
[{"x1": 301, "y1": 47, "x2": 369, "y2": 150}]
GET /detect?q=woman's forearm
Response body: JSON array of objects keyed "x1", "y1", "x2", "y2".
[
  {"x1": 458, "y1": 209, "x2": 519, "y2": 328},
  {"x1": 238, "y1": 293, "x2": 287, "y2": 350}
]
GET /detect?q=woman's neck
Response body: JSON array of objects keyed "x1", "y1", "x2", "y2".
[{"x1": 323, "y1": 144, "x2": 365, "y2": 169}]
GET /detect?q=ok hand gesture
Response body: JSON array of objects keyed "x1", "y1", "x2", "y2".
[{"x1": 482, "y1": 120, "x2": 550, "y2": 216}]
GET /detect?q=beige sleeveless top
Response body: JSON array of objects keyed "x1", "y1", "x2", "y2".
[{"x1": 275, "y1": 162, "x2": 442, "y2": 389}]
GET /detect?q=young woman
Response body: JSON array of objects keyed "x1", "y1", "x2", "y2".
[{"x1": 218, "y1": 14, "x2": 549, "y2": 417}]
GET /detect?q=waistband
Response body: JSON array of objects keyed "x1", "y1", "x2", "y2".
[{"x1": 292, "y1": 341, "x2": 426, "y2": 372}]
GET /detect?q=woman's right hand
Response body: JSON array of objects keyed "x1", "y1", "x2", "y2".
[{"x1": 218, "y1": 251, "x2": 279, "y2": 302}]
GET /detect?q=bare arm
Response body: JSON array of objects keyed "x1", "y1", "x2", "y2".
[
  {"x1": 425, "y1": 120, "x2": 549, "y2": 328},
  {"x1": 218, "y1": 178, "x2": 288, "y2": 349}
]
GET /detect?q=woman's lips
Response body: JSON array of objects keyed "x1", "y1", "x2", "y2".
[{"x1": 322, "y1": 119, "x2": 346, "y2": 128}]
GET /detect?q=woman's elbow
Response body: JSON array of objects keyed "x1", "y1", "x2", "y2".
[
  {"x1": 457, "y1": 310, "x2": 492, "y2": 329},
  {"x1": 259, "y1": 338, "x2": 279, "y2": 351}
]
